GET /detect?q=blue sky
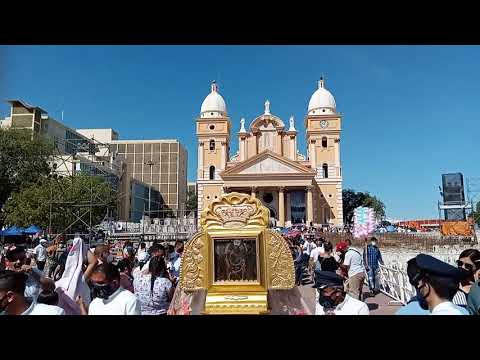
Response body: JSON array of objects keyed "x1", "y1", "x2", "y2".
[{"x1": 1, "y1": 45, "x2": 478, "y2": 220}]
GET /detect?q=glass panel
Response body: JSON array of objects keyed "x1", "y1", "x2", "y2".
[
  {"x1": 152, "y1": 153, "x2": 161, "y2": 163},
  {"x1": 161, "y1": 143, "x2": 169, "y2": 152},
  {"x1": 118, "y1": 144, "x2": 126, "y2": 153},
  {"x1": 153, "y1": 143, "x2": 161, "y2": 152},
  {"x1": 135, "y1": 144, "x2": 143, "y2": 153},
  {"x1": 161, "y1": 174, "x2": 169, "y2": 183},
  {"x1": 214, "y1": 238, "x2": 258, "y2": 282},
  {"x1": 161, "y1": 153, "x2": 169, "y2": 162},
  {"x1": 127, "y1": 144, "x2": 135, "y2": 153},
  {"x1": 170, "y1": 143, "x2": 179, "y2": 152},
  {"x1": 168, "y1": 184, "x2": 177, "y2": 193},
  {"x1": 170, "y1": 153, "x2": 178, "y2": 162},
  {"x1": 144, "y1": 144, "x2": 152, "y2": 153}
]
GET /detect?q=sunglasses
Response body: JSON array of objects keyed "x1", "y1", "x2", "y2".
[{"x1": 456, "y1": 260, "x2": 474, "y2": 272}]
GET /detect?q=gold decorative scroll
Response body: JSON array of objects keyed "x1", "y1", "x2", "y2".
[
  {"x1": 266, "y1": 230, "x2": 295, "y2": 289},
  {"x1": 200, "y1": 192, "x2": 269, "y2": 230},
  {"x1": 179, "y1": 232, "x2": 207, "y2": 290}
]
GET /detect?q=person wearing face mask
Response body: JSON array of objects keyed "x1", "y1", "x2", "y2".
[
  {"x1": 76, "y1": 263, "x2": 141, "y2": 315},
  {"x1": 363, "y1": 237, "x2": 384, "y2": 296},
  {"x1": 0, "y1": 270, "x2": 65, "y2": 315},
  {"x1": 169, "y1": 241, "x2": 184, "y2": 285},
  {"x1": 452, "y1": 249, "x2": 480, "y2": 308},
  {"x1": 405, "y1": 254, "x2": 469, "y2": 315},
  {"x1": 465, "y1": 250, "x2": 480, "y2": 315},
  {"x1": 4, "y1": 246, "x2": 55, "y2": 302},
  {"x1": 313, "y1": 271, "x2": 369, "y2": 315}
]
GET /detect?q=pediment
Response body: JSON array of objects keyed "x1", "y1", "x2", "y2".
[{"x1": 221, "y1": 150, "x2": 314, "y2": 177}]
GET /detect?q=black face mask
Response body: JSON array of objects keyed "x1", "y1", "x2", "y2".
[
  {"x1": 416, "y1": 284, "x2": 430, "y2": 310},
  {"x1": 318, "y1": 290, "x2": 339, "y2": 309},
  {"x1": 91, "y1": 282, "x2": 117, "y2": 300}
]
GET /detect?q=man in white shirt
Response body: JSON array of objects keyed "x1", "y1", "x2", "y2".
[
  {"x1": 77, "y1": 263, "x2": 141, "y2": 315},
  {"x1": 33, "y1": 239, "x2": 48, "y2": 272},
  {"x1": 0, "y1": 270, "x2": 65, "y2": 315},
  {"x1": 406, "y1": 254, "x2": 469, "y2": 315},
  {"x1": 313, "y1": 271, "x2": 369, "y2": 315},
  {"x1": 338, "y1": 240, "x2": 366, "y2": 300},
  {"x1": 309, "y1": 239, "x2": 325, "y2": 272}
]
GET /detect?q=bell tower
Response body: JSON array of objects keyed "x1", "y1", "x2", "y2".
[
  {"x1": 305, "y1": 77, "x2": 343, "y2": 226},
  {"x1": 196, "y1": 81, "x2": 231, "y2": 212}
]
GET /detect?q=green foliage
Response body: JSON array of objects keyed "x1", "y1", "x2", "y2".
[
  {"x1": 342, "y1": 188, "x2": 386, "y2": 225},
  {"x1": 4, "y1": 174, "x2": 117, "y2": 234},
  {"x1": 0, "y1": 129, "x2": 54, "y2": 225},
  {"x1": 186, "y1": 189, "x2": 198, "y2": 215}
]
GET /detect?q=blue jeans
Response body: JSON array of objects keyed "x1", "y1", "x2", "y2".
[{"x1": 367, "y1": 267, "x2": 378, "y2": 291}]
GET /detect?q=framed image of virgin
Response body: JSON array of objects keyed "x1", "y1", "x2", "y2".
[{"x1": 213, "y1": 237, "x2": 260, "y2": 284}]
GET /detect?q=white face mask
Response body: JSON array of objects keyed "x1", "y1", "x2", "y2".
[
  {"x1": 371, "y1": 242, "x2": 377, "y2": 246},
  {"x1": 106, "y1": 254, "x2": 114, "y2": 263}
]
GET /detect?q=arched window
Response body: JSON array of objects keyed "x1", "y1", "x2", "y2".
[
  {"x1": 209, "y1": 165, "x2": 215, "y2": 180},
  {"x1": 322, "y1": 163, "x2": 328, "y2": 178},
  {"x1": 322, "y1": 137, "x2": 327, "y2": 148},
  {"x1": 209, "y1": 140, "x2": 215, "y2": 151}
]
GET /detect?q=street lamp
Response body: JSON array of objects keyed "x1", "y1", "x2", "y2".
[{"x1": 144, "y1": 160, "x2": 155, "y2": 217}]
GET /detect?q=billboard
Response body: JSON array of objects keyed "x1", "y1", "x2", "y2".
[{"x1": 442, "y1": 173, "x2": 465, "y2": 204}]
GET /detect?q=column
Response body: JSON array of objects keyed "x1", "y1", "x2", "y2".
[
  {"x1": 334, "y1": 138, "x2": 341, "y2": 177},
  {"x1": 221, "y1": 142, "x2": 226, "y2": 169},
  {"x1": 278, "y1": 187, "x2": 285, "y2": 227},
  {"x1": 310, "y1": 140, "x2": 316, "y2": 169},
  {"x1": 286, "y1": 192, "x2": 291, "y2": 226},
  {"x1": 306, "y1": 185, "x2": 313, "y2": 226},
  {"x1": 290, "y1": 136, "x2": 295, "y2": 160},
  {"x1": 198, "y1": 141, "x2": 204, "y2": 179},
  {"x1": 251, "y1": 186, "x2": 257, "y2": 199},
  {"x1": 239, "y1": 137, "x2": 245, "y2": 161}
]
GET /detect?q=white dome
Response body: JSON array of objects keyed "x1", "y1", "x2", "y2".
[
  {"x1": 308, "y1": 78, "x2": 336, "y2": 115},
  {"x1": 200, "y1": 82, "x2": 227, "y2": 117}
]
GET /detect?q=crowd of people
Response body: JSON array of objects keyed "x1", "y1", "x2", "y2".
[
  {"x1": 0, "y1": 237, "x2": 185, "y2": 315},
  {"x1": 286, "y1": 227, "x2": 480, "y2": 315},
  {"x1": 2, "y1": 229, "x2": 480, "y2": 315}
]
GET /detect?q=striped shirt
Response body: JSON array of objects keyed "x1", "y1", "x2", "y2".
[
  {"x1": 364, "y1": 245, "x2": 383, "y2": 269},
  {"x1": 452, "y1": 289, "x2": 468, "y2": 307}
]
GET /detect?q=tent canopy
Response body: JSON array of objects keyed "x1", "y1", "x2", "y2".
[
  {"x1": 24, "y1": 225, "x2": 42, "y2": 234},
  {"x1": 2, "y1": 226, "x2": 26, "y2": 236}
]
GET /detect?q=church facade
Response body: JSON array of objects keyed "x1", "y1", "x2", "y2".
[{"x1": 196, "y1": 79, "x2": 343, "y2": 227}]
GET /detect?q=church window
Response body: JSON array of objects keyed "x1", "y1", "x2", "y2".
[
  {"x1": 322, "y1": 137, "x2": 327, "y2": 148},
  {"x1": 209, "y1": 140, "x2": 215, "y2": 150},
  {"x1": 322, "y1": 163, "x2": 328, "y2": 178},
  {"x1": 209, "y1": 165, "x2": 215, "y2": 180},
  {"x1": 209, "y1": 124, "x2": 215, "y2": 130}
]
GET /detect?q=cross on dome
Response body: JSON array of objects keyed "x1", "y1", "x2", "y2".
[{"x1": 264, "y1": 100, "x2": 271, "y2": 115}]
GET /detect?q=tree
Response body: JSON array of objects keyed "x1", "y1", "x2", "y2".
[
  {"x1": 342, "y1": 188, "x2": 386, "y2": 225},
  {"x1": 470, "y1": 202, "x2": 480, "y2": 226},
  {"x1": 0, "y1": 129, "x2": 53, "y2": 227},
  {"x1": 186, "y1": 189, "x2": 198, "y2": 216},
  {"x1": 4, "y1": 174, "x2": 117, "y2": 234}
]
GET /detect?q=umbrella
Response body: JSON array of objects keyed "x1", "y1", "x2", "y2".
[
  {"x1": 2, "y1": 226, "x2": 26, "y2": 236},
  {"x1": 24, "y1": 225, "x2": 42, "y2": 235}
]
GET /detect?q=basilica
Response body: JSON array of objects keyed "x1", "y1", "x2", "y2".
[{"x1": 196, "y1": 78, "x2": 343, "y2": 227}]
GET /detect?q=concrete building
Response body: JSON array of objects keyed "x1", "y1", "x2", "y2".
[
  {"x1": 107, "y1": 139, "x2": 188, "y2": 216},
  {"x1": 196, "y1": 79, "x2": 343, "y2": 227}
]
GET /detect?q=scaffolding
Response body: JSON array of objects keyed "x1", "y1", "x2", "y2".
[
  {"x1": 46, "y1": 134, "x2": 124, "y2": 244},
  {"x1": 467, "y1": 177, "x2": 480, "y2": 242}
]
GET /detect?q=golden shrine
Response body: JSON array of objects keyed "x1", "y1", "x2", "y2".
[{"x1": 178, "y1": 192, "x2": 295, "y2": 314}]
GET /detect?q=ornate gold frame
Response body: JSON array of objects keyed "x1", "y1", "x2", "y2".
[{"x1": 179, "y1": 192, "x2": 294, "y2": 314}]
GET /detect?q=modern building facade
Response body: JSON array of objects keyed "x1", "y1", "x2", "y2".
[
  {"x1": 108, "y1": 139, "x2": 188, "y2": 216},
  {"x1": 196, "y1": 79, "x2": 343, "y2": 227}
]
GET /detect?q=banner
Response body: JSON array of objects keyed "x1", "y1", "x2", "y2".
[{"x1": 353, "y1": 207, "x2": 375, "y2": 239}]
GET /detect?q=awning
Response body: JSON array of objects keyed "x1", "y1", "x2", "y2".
[
  {"x1": 2, "y1": 226, "x2": 26, "y2": 236},
  {"x1": 24, "y1": 225, "x2": 42, "y2": 234}
]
